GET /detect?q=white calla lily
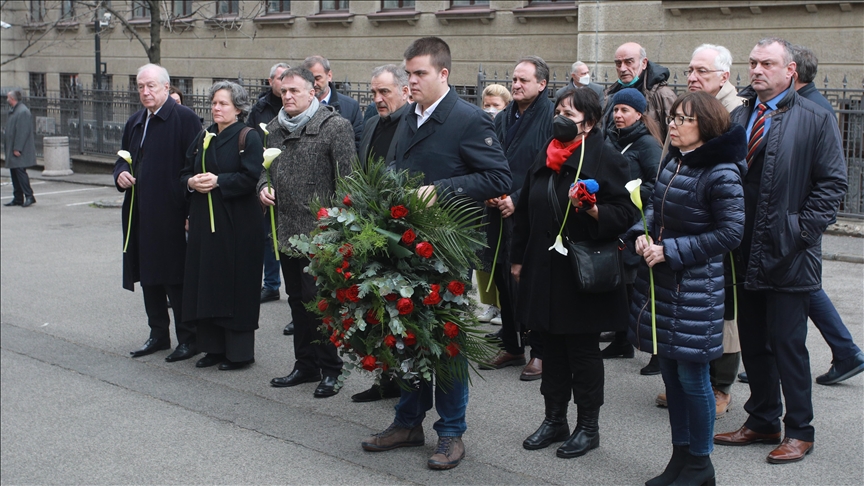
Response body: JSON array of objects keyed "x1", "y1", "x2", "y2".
[
  {"x1": 548, "y1": 235, "x2": 568, "y2": 256},
  {"x1": 625, "y1": 178, "x2": 643, "y2": 210},
  {"x1": 259, "y1": 123, "x2": 269, "y2": 135},
  {"x1": 262, "y1": 148, "x2": 281, "y2": 169},
  {"x1": 202, "y1": 131, "x2": 216, "y2": 150},
  {"x1": 117, "y1": 150, "x2": 132, "y2": 163}
]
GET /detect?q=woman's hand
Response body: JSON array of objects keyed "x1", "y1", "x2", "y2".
[
  {"x1": 259, "y1": 186, "x2": 275, "y2": 207},
  {"x1": 511, "y1": 263, "x2": 522, "y2": 283},
  {"x1": 643, "y1": 243, "x2": 666, "y2": 268},
  {"x1": 497, "y1": 196, "x2": 515, "y2": 218},
  {"x1": 635, "y1": 235, "x2": 653, "y2": 256},
  {"x1": 188, "y1": 173, "x2": 218, "y2": 194}
]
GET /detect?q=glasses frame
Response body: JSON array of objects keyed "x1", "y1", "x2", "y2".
[
  {"x1": 683, "y1": 68, "x2": 724, "y2": 78},
  {"x1": 666, "y1": 115, "x2": 697, "y2": 126}
]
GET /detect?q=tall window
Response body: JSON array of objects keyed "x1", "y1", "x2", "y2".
[
  {"x1": 29, "y1": 1, "x2": 45, "y2": 22},
  {"x1": 266, "y1": 0, "x2": 290, "y2": 13},
  {"x1": 132, "y1": 0, "x2": 151, "y2": 18},
  {"x1": 172, "y1": 0, "x2": 192, "y2": 17},
  {"x1": 173, "y1": 77, "x2": 193, "y2": 95},
  {"x1": 60, "y1": 0, "x2": 75, "y2": 19},
  {"x1": 382, "y1": 0, "x2": 414, "y2": 8},
  {"x1": 60, "y1": 73, "x2": 80, "y2": 98},
  {"x1": 217, "y1": 0, "x2": 239, "y2": 15},
  {"x1": 29, "y1": 73, "x2": 46, "y2": 97},
  {"x1": 320, "y1": 0, "x2": 348, "y2": 11},
  {"x1": 451, "y1": 0, "x2": 488, "y2": 6}
]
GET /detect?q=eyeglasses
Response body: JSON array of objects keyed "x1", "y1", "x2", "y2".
[
  {"x1": 684, "y1": 68, "x2": 724, "y2": 78},
  {"x1": 666, "y1": 115, "x2": 697, "y2": 126}
]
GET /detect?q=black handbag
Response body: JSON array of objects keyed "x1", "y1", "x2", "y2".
[{"x1": 546, "y1": 174, "x2": 623, "y2": 293}]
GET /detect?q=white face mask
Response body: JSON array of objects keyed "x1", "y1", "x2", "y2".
[
  {"x1": 578, "y1": 75, "x2": 591, "y2": 86},
  {"x1": 483, "y1": 107, "x2": 499, "y2": 117}
]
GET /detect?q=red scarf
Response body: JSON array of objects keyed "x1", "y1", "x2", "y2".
[{"x1": 545, "y1": 137, "x2": 583, "y2": 173}]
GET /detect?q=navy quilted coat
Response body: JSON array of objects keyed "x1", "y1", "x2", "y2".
[{"x1": 627, "y1": 124, "x2": 747, "y2": 363}]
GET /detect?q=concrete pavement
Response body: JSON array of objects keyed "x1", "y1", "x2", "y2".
[{"x1": 2, "y1": 175, "x2": 863, "y2": 485}]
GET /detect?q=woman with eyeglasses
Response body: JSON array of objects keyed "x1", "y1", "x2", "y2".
[
  {"x1": 627, "y1": 91, "x2": 746, "y2": 486},
  {"x1": 600, "y1": 88, "x2": 664, "y2": 372},
  {"x1": 511, "y1": 88, "x2": 635, "y2": 459}
]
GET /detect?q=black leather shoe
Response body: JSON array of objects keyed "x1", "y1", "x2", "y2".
[
  {"x1": 261, "y1": 288, "x2": 280, "y2": 303},
  {"x1": 196, "y1": 353, "x2": 225, "y2": 368},
  {"x1": 219, "y1": 358, "x2": 255, "y2": 370},
  {"x1": 270, "y1": 369, "x2": 322, "y2": 388},
  {"x1": 4, "y1": 199, "x2": 22, "y2": 207},
  {"x1": 816, "y1": 351, "x2": 864, "y2": 385},
  {"x1": 313, "y1": 375, "x2": 340, "y2": 398},
  {"x1": 22, "y1": 196, "x2": 36, "y2": 207},
  {"x1": 738, "y1": 371, "x2": 749, "y2": 383},
  {"x1": 283, "y1": 321, "x2": 295, "y2": 335},
  {"x1": 351, "y1": 378, "x2": 401, "y2": 402},
  {"x1": 601, "y1": 341, "x2": 634, "y2": 359},
  {"x1": 130, "y1": 338, "x2": 170, "y2": 358},
  {"x1": 641, "y1": 355, "x2": 661, "y2": 375},
  {"x1": 165, "y1": 343, "x2": 199, "y2": 362}
]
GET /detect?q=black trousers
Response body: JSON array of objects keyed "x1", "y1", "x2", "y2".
[
  {"x1": 739, "y1": 289, "x2": 814, "y2": 442},
  {"x1": 279, "y1": 255, "x2": 342, "y2": 377},
  {"x1": 9, "y1": 167, "x2": 34, "y2": 202},
  {"x1": 540, "y1": 331, "x2": 603, "y2": 409},
  {"x1": 141, "y1": 283, "x2": 195, "y2": 345},
  {"x1": 197, "y1": 320, "x2": 254, "y2": 362}
]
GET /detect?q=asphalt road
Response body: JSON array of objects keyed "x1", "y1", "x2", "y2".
[{"x1": 2, "y1": 176, "x2": 863, "y2": 485}]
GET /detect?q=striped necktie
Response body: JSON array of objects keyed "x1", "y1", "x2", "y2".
[{"x1": 746, "y1": 103, "x2": 768, "y2": 167}]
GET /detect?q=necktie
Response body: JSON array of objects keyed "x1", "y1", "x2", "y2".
[
  {"x1": 141, "y1": 112, "x2": 153, "y2": 146},
  {"x1": 746, "y1": 103, "x2": 768, "y2": 167}
]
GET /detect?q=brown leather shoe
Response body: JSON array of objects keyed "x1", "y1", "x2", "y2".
[
  {"x1": 714, "y1": 426, "x2": 781, "y2": 446},
  {"x1": 656, "y1": 392, "x2": 668, "y2": 407},
  {"x1": 479, "y1": 351, "x2": 526, "y2": 370},
  {"x1": 361, "y1": 423, "x2": 424, "y2": 451},
  {"x1": 767, "y1": 438, "x2": 814, "y2": 464},
  {"x1": 428, "y1": 436, "x2": 465, "y2": 470},
  {"x1": 520, "y1": 357, "x2": 542, "y2": 381},
  {"x1": 714, "y1": 388, "x2": 731, "y2": 417}
]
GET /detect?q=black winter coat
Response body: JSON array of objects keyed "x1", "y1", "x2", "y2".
[
  {"x1": 247, "y1": 90, "x2": 282, "y2": 141},
  {"x1": 606, "y1": 120, "x2": 661, "y2": 205},
  {"x1": 114, "y1": 97, "x2": 202, "y2": 291},
  {"x1": 180, "y1": 122, "x2": 264, "y2": 330},
  {"x1": 731, "y1": 86, "x2": 847, "y2": 292},
  {"x1": 627, "y1": 125, "x2": 746, "y2": 363},
  {"x1": 511, "y1": 130, "x2": 636, "y2": 334},
  {"x1": 326, "y1": 82, "x2": 364, "y2": 150}
]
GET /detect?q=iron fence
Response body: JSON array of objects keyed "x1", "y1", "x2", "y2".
[{"x1": 1, "y1": 70, "x2": 862, "y2": 217}]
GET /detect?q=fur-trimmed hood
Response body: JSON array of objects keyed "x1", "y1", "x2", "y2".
[{"x1": 670, "y1": 124, "x2": 747, "y2": 175}]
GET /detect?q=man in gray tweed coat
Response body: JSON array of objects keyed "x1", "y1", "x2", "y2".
[
  {"x1": 4, "y1": 90, "x2": 37, "y2": 207},
  {"x1": 258, "y1": 67, "x2": 355, "y2": 398}
]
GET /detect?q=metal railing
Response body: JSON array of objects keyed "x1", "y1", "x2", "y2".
[{"x1": 1, "y1": 70, "x2": 862, "y2": 217}]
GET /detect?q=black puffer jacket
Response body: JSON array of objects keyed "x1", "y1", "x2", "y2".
[
  {"x1": 731, "y1": 85, "x2": 847, "y2": 292},
  {"x1": 606, "y1": 121, "x2": 661, "y2": 206},
  {"x1": 627, "y1": 125, "x2": 746, "y2": 363}
]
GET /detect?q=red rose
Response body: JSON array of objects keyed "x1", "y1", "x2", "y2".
[
  {"x1": 447, "y1": 281, "x2": 465, "y2": 296},
  {"x1": 431, "y1": 284, "x2": 440, "y2": 293},
  {"x1": 343, "y1": 272, "x2": 352, "y2": 280},
  {"x1": 329, "y1": 333, "x2": 339, "y2": 346},
  {"x1": 404, "y1": 331, "x2": 417, "y2": 346},
  {"x1": 366, "y1": 309, "x2": 380, "y2": 325},
  {"x1": 396, "y1": 298, "x2": 414, "y2": 315},
  {"x1": 361, "y1": 355, "x2": 377, "y2": 371},
  {"x1": 336, "y1": 267, "x2": 342, "y2": 274},
  {"x1": 423, "y1": 291, "x2": 442, "y2": 306},
  {"x1": 343, "y1": 194, "x2": 352, "y2": 207},
  {"x1": 384, "y1": 335, "x2": 397, "y2": 348},
  {"x1": 401, "y1": 229, "x2": 417, "y2": 245},
  {"x1": 317, "y1": 207, "x2": 329, "y2": 220},
  {"x1": 415, "y1": 241, "x2": 434, "y2": 259},
  {"x1": 390, "y1": 205, "x2": 409, "y2": 219},
  {"x1": 339, "y1": 244, "x2": 353, "y2": 258},
  {"x1": 342, "y1": 317, "x2": 354, "y2": 330},
  {"x1": 346, "y1": 284, "x2": 360, "y2": 303},
  {"x1": 336, "y1": 288, "x2": 347, "y2": 303},
  {"x1": 342, "y1": 260, "x2": 350, "y2": 269},
  {"x1": 317, "y1": 299, "x2": 328, "y2": 311},
  {"x1": 384, "y1": 293, "x2": 399, "y2": 301},
  {"x1": 446, "y1": 342, "x2": 461, "y2": 357},
  {"x1": 443, "y1": 321, "x2": 459, "y2": 339}
]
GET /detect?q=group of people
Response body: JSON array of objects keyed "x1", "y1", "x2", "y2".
[{"x1": 109, "y1": 34, "x2": 857, "y2": 482}]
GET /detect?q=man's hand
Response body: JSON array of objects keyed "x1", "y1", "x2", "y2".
[
  {"x1": 497, "y1": 195, "x2": 515, "y2": 218},
  {"x1": 511, "y1": 263, "x2": 522, "y2": 283},
  {"x1": 117, "y1": 171, "x2": 136, "y2": 189},
  {"x1": 418, "y1": 185, "x2": 437, "y2": 207},
  {"x1": 13, "y1": 150, "x2": 21, "y2": 157},
  {"x1": 259, "y1": 186, "x2": 276, "y2": 207},
  {"x1": 188, "y1": 173, "x2": 219, "y2": 194},
  {"x1": 484, "y1": 197, "x2": 500, "y2": 208}
]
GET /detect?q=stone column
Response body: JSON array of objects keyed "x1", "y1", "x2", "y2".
[{"x1": 41, "y1": 136, "x2": 73, "y2": 176}]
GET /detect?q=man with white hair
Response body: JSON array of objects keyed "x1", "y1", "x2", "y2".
[
  {"x1": 687, "y1": 44, "x2": 744, "y2": 112},
  {"x1": 3, "y1": 89, "x2": 37, "y2": 207},
  {"x1": 115, "y1": 64, "x2": 203, "y2": 362},
  {"x1": 555, "y1": 61, "x2": 605, "y2": 106}
]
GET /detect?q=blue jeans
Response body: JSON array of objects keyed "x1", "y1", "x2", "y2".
[
  {"x1": 394, "y1": 363, "x2": 469, "y2": 437},
  {"x1": 262, "y1": 217, "x2": 281, "y2": 291},
  {"x1": 659, "y1": 357, "x2": 715, "y2": 456},
  {"x1": 810, "y1": 289, "x2": 861, "y2": 362}
]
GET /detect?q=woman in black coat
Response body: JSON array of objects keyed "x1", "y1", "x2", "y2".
[
  {"x1": 511, "y1": 88, "x2": 635, "y2": 459},
  {"x1": 628, "y1": 91, "x2": 745, "y2": 486},
  {"x1": 181, "y1": 81, "x2": 264, "y2": 371},
  {"x1": 601, "y1": 88, "x2": 663, "y2": 370}
]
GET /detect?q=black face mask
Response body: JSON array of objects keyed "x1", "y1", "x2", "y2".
[{"x1": 552, "y1": 115, "x2": 584, "y2": 142}]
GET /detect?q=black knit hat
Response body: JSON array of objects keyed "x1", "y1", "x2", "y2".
[{"x1": 611, "y1": 88, "x2": 647, "y2": 113}]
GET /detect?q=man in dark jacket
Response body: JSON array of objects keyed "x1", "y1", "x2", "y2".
[
  {"x1": 555, "y1": 61, "x2": 605, "y2": 107},
  {"x1": 361, "y1": 36, "x2": 511, "y2": 471},
  {"x1": 713, "y1": 38, "x2": 847, "y2": 465},
  {"x1": 114, "y1": 64, "x2": 203, "y2": 362},
  {"x1": 247, "y1": 63, "x2": 292, "y2": 333},
  {"x1": 303, "y1": 56, "x2": 363, "y2": 149},
  {"x1": 602, "y1": 42, "x2": 677, "y2": 139},
  {"x1": 3, "y1": 90, "x2": 37, "y2": 207},
  {"x1": 480, "y1": 55, "x2": 554, "y2": 381}
]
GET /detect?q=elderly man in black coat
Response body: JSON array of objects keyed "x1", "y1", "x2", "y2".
[
  {"x1": 303, "y1": 56, "x2": 363, "y2": 149},
  {"x1": 114, "y1": 64, "x2": 203, "y2": 362},
  {"x1": 3, "y1": 90, "x2": 37, "y2": 207}
]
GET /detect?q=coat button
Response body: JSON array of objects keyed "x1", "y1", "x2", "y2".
[
  {"x1": 281, "y1": 145, "x2": 286, "y2": 150},
  {"x1": 457, "y1": 188, "x2": 463, "y2": 193}
]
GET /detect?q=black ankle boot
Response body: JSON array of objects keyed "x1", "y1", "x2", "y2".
[
  {"x1": 556, "y1": 406, "x2": 599, "y2": 458},
  {"x1": 523, "y1": 399, "x2": 570, "y2": 450},
  {"x1": 601, "y1": 338, "x2": 634, "y2": 359},
  {"x1": 670, "y1": 453, "x2": 715, "y2": 486},
  {"x1": 646, "y1": 444, "x2": 689, "y2": 486}
]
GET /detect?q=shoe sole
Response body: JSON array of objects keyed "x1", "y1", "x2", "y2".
[
  {"x1": 523, "y1": 433, "x2": 569, "y2": 450},
  {"x1": 766, "y1": 444, "x2": 813, "y2": 464},
  {"x1": 270, "y1": 376, "x2": 322, "y2": 388},
  {"x1": 479, "y1": 359, "x2": 527, "y2": 370},
  {"x1": 428, "y1": 453, "x2": 465, "y2": 470},
  {"x1": 714, "y1": 437, "x2": 781, "y2": 446},
  {"x1": 816, "y1": 364, "x2": 864, "y2": 385},
  {"x1": 362, "y1": 440, "x2": 425, "y2": 452},
  {"x1": 556, "y1": 442, "x2": 598, "y2": 459},
  {"x1": 130, "y1": 345, "x2": 171, "y2": 358},
  {"x1": 520, "y1": 373, "x2": 542, "y2": 381},
  {"x1": 602, "y1": 354, "x2": 635, "y2": 359}
]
